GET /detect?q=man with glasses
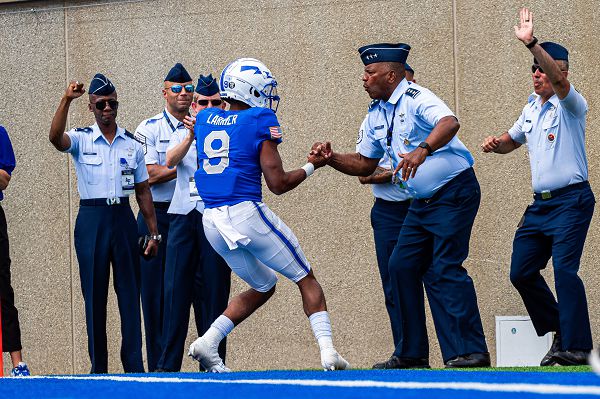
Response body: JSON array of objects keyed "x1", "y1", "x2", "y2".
[
  {"x1": 156, "y1": 74, "x2": 230, "y2": 372},
  {"x1": 49, "y1": 74, "x2": 159, "y2": 373},
  {"x1": 481, "y1": 8, "x2": 594, "y2": 366},
  {"x1": 133, "y1": 63, "x2": 192, "y2": 372},
  {"x1": 312, "y1": 43, "x2": 489, "y2": 369}
]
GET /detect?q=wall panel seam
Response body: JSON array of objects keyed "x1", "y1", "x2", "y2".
[{"x1": 452, "y1": 0, "x2": 460, "y2": 117}]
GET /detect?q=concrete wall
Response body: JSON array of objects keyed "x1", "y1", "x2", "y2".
[{"x1": 1, "y1": 0, "x2": 598, "y2": 374}]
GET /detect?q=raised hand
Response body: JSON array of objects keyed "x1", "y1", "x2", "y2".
[
  {"x1": 514, "y1": 7, "x2": 534, "y2": 44},
  {"x1": 65, "y1": 80, "x2": 85, "y2": 100},
  {"x1": 183, "y1": 114, "x2": 196, "y2": 138},
  {"x1": 480, "y1": 136, "x2": 501, "y2": 153},
  {"x1": 308, "y1": 142, "x2": 331, "y2": 168}
]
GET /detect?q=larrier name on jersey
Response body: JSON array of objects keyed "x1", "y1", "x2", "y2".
[{"x1": 206, "y1": 113, "x2": 238, "y2": 126}]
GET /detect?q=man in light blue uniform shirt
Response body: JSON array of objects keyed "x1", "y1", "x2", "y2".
[
  {"x1": 133, "y1": 63, "x2": 191, "y2": 372},
  {"x1": 356, "y1": 65, "x2": 414, "y2": 366},
  {"x1": 155, "y1": 74, "x2": 230, "y2": 372},
  {"x1": 481, "y1": 8, "x2": 594, "y2": 366},
  {"x1": 314, "y1": 43, "x2": 488, "y2": 368},
  {"x1": 49, "y1": 74, "x2": 160, "y2": 373}
]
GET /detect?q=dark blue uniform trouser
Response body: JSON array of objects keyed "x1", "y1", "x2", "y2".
[
  {"x1": 390, "y1": 168, "x2": 487, "y2": 362},
  {"x1": 371, "y1": 198, "x2": 410, "y2": 348},
  {"x1": 157, "y1": 209, "x2": 231, "y2": 371},
  {"x1": 137, "y1": 203, "x2": 171, "y2": 372},
  {"x1": 74, "y1": 203, "x2": 144, "y2": 374},
  {"x1": 0, "y1": 203, "x2": 22, "y2": 353},
  {"x1": 510, "y1": 182, "x2": 595, "y2": 351}
]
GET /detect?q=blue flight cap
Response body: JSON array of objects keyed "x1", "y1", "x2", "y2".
[
  {"x1": 165, "y1": 63, "x2": 192, "y2": 83},
  {"x1": 404, "y1": 63, "x2": 414, "y2": 73},
  {"x1": 195, "y1": 74, "x2": 219, "y2": 96},
  {"x1": 535, "y1": 42, "x2": 569, "y2": 63},
  {"x1": 358, "y1": 43, "x2": 411, "y2": 65},
  {"x1": 89, "y1": 73, "x2": 115, "y2": 95}
]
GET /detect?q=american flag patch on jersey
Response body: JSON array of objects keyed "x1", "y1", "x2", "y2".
[{"x1": 269, "y1": 126, "x2": 282, "y2": 139}]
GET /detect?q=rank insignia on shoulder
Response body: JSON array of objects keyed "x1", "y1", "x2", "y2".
[
  {"x1": 124, "y1": 130, "x2": 136, "y2": 140},
  {"x1": 368, "y1": 99, "x2": 380, "y2": 111},
  {"x1": 405, "y1": 87, "x2": 421, "y2": 99},
  {"x1": 75, "y1": 127, "x2": 92, "y2": 133}
]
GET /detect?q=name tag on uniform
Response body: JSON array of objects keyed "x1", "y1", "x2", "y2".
[
  {"x1": 120, "y1": 157, "x2": 135, "y2": 195},
  {"x1": 189, "y1": 177, "x2": 201, "y2": 202}
]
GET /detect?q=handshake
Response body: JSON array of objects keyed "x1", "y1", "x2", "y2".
[{"x1": 308, "y1": 141, "x2": 333, "y2": 169}]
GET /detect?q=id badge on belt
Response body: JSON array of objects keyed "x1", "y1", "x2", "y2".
[{"x1": 189, "y1": 177, "x2": 201, "y2": 201}]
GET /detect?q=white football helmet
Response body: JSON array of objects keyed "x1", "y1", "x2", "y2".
[{"x1": 219, "y1": 58, "x2": 280, "y2": 112}]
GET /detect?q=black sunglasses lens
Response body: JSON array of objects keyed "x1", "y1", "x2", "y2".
[
  {"x1": 95, "y1": 100, "x2": 118, "y2": 110},
  {"x1": 197, "y1": 99, "x2": 222, "y2": 106},
  {"x1": 170, "y1": 85, "x2": 183, "y2": 93},
  {"x1": 532, "y1": 65, "x2": 543, "y2": 74}
]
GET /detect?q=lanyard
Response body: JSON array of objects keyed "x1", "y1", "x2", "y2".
[
  {"x1": 163, "y1": 110, "x2": 183, "y2": 133},
  {"x1": 382, "y1": 101, "x2": 400, "y2": 148}
]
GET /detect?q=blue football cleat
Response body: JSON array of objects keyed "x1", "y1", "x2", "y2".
[{"x1": 10, "y1": 362, "x2": 31, "y2": 377}]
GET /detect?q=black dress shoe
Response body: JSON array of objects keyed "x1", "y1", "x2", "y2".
[
  {"x1": 552, "y1": 350, "x2": 590, "y2": 366},
  {"x1": 445, "y1": 352, "x2": 491, "y2": 368},
  {"x1": 540, "y1": 333, "x2": 561, "y2": 367},
  {"x1": 372, "y1": 355, "x2": 430, "y2": 369}
]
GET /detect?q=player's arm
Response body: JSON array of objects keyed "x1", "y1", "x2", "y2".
[
  {"x1": 481, "y1": 132, "x2": 521, "y2": 154},
  {"x1": 261, "y1": 140, "x2": 318, "y2": 195},
  {"x1": 358, "y1": 167, "x2": 393, "y2": 184}
]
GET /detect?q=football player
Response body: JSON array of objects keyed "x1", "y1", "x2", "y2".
[{"x1": 186, "y1": 58, "x2": 348, "y2": 372}]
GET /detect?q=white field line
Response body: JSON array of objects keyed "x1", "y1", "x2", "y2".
[{"x1": 27, "y1": 375, "x2": 600, "y2": 396}]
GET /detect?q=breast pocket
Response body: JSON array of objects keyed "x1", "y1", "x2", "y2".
[
  {"x1": 118, "y1": 150, "x2": 138, "y2": 170},
  {"x1": 542, "y1": 117, "x2": 559, "y2": 150},
  {"x1": 396, "y1": 122, "x2": 417, "y2": 148},
  {"x1": 78, "y1": 155, "x2": 103, "y2": 185},
  {"x1": 156, "y1": 140, "x2": 170, "y2": 164}
]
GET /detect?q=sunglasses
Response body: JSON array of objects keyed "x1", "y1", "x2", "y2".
[
  {"x1": 196, "y1": 99, "x2": 222, "y2": 106},
  {"x1": 167, "y1": 84, "x2": 195, "y2": 93},
  {"x1": 531, "y1": 64, "x2": 544, "y2": 74},
  {"x1": 92, "y1": 99, "x2": 119, "y2": 110}
]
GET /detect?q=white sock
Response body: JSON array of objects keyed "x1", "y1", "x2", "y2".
[
  {"x1": 204, "y1": 315, "x2": 234, "y2": 348},
  {"x1": 309, "y1": 311, "x2": 334, "y2": 351}
]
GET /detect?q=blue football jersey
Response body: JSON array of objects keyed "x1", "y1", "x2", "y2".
[{"x1": 194, "y1": 107, "x2": 282, "y2": 207}]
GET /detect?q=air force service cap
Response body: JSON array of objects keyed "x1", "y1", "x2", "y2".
[
  {"x1": 535, "y1": 42, "x2": 569, "y2": 63},
  {"x1": 404, "y1": 63, "x2": 414, "y2": 73},
  {"x1": 359, "y1": 43, "x2": 411, "y2": 65},
  {"x1": 89, "y1": 73, "x2": 115, "y2": 95},
  {"x1": 195, "y1": 74, "x2": 219, "y2": 96},
  {"x1": 165, "y1": 63, "x2": 193, "y2": 83}
]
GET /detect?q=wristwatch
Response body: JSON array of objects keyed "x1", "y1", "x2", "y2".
[
  {"x1": 149, "y1": 234, "x2": 162, "y2": 243},
  {"x1": 418, "y1": 141, "x2": 433, "y2": 155}
]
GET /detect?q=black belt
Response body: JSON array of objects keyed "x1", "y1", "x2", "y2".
[
  {"x1": 374, "y1": 197, "x2": 411, "y2": 205},
  {"x1": 80, "y1": 197, "x2": 130, "y2": 206},
  {"x1": 533, "y1": 181, "x2": 589, "y2": 200},
  {"x1": 153, "y1": 201, "x2": 171, "y2": 210}
]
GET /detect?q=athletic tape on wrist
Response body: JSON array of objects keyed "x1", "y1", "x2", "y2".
[{"x1": 302, "y1": 162, "x2": 315, "y2": 177}]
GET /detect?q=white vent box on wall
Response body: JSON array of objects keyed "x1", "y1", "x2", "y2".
[{"x1": 495, "y1": 315, "x2": 552, "y2": 367}]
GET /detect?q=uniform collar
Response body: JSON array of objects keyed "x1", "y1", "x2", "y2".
[
  {"x1": 91, "y1": 123, "x2": 125, "y2": 142},
  {"x1": 164, "y1": 108, "x2": 183, "y2": 128},
  {"x1": 385, "y1": 78, "x2": 410, "y2": 106},
  {"x1": 531, "y1": 92, "x2": 559, "y2": 109}
]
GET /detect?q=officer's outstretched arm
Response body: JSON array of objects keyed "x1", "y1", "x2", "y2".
[
  {"x1": 321, "y1": 142, "x2": 379, "y2": 177},
  {"x1": 261, "y1": 140, "x2": 319, "y2": 195},
  {"x1": 481, "y1": 132, "x2": 521, "y2": 154},
  {"x1": 514, "y1": 8, "x2": 570, "y2": 99},
  {"x1": 50, "y1": 81, "x2": 85, "y2": 151}
]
